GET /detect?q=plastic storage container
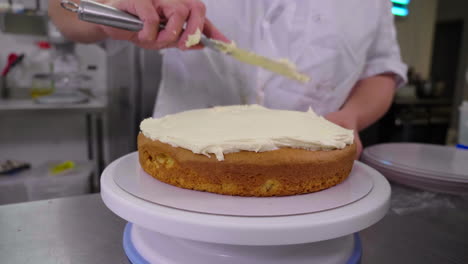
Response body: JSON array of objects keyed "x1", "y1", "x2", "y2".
[
  {"x1": 52, "y1": 43, "x2": 81, "y2": 93},
  {"x1": 28, "y1": 41, "x2": 54, "y2": 98},
  {"x1": 458, "y1": 101, "x2": 468, "y2": 148},
  {"x1": 0, "y1": 161, "x2": 93, "y2": 205}
]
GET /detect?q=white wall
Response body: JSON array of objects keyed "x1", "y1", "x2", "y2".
[{"x1": 395, "y1": 0, "x2": 438, "y2": 79}]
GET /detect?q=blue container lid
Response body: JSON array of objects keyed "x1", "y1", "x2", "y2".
[{"x1": 456, "y1": 144, "x2": 468, "y2": 150}]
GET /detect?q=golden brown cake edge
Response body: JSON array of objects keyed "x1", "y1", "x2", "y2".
[{"x1": 137, "y1": 133, "x2": 356, "y2": 197}]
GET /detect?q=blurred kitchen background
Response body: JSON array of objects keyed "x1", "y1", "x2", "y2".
[{"x1": 0, "y1": 0, "x2": 467, "y2": 205}]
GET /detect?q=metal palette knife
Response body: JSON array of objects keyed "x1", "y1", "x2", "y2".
[{"x1": 60, "y1": 0, "x2": 310, "y2": 83}]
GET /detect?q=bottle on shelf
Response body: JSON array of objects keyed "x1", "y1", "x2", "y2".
[
  {"x1": 28, "y1": 41, "x2": 54, "y2": 98},
  {"x1": 52, "y1": 42, "x2": 82, "y2": 95}
]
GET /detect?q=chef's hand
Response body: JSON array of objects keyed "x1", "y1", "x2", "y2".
[
  {"x1": 100, "y1": 0, "x2": 229, "y2": 50},
  {"x1": 325, "y1": 111, "x2": 363, "y2": 160}
]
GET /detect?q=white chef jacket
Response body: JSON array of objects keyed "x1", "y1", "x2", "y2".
[{"x1": 153, "y1": 0, "x2": 407, "y2": 118}]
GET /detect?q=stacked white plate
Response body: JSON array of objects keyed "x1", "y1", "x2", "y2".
[{"x1": 361, "y1": 143, "x2": 468, "y2": 195}]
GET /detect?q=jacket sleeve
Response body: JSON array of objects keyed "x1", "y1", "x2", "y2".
[{"x1": 359, "y1": 0, "x2": 408, "y2": 88}]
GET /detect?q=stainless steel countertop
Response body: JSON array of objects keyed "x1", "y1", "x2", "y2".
[{"x1": 1, "y1": 184, "x2": 467, "y2": 264}]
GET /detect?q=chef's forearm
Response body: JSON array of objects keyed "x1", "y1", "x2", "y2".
[
  {"x1": 340, "y1": 74, "x2": 396, "y2": 131},
  {"x1": 48, "y1": 0, "x2": 108, "y2": 43}
]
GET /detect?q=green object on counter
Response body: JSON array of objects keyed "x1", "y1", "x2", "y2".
[{"x1": 50, "y1": 161, "x2": 75, "y2": 175}]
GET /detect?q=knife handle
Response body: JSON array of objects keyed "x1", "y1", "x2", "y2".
[
  {"x1": 60, "y1": 0, "x2": 217, "y2": 50},
  {"x1": 61, "y1": 0, "x2": 144, "y2": 31}
]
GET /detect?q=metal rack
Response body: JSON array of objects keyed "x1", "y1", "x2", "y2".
[{"x1": 0, "y1": 98, "x2": 106, "y2": 192}]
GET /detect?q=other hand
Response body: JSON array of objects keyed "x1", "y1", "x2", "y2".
[
  {"x1": 100, "y1": 0, "x2": 229, "y2": 50},
  {"x1": 325, "y1": 111, "x2": 363, "y2": 160}
]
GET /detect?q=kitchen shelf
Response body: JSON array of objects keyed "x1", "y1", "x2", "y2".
[
  {"x1": 0, "y1": 98, "x2": 106, "y2": 113},
  {"x1": 0, "y1": 97, "x2": 107, "y2": 191}
]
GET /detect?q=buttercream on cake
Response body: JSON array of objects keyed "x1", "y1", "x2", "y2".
[{"x1": 140, "y1": 105, "x2": 354, "y2": 161}]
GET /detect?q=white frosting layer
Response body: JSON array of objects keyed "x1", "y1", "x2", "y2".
[
  {"x1": 211, "y1": 40, "x2": 310, "y2": 83},
  {"x1": 140, "y1": 105, "x2": 354, "y2": 161}
]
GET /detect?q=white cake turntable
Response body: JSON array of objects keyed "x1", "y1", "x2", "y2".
[{"x1": 101, "y1": 152, "x2": 391, "y2": 264}]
